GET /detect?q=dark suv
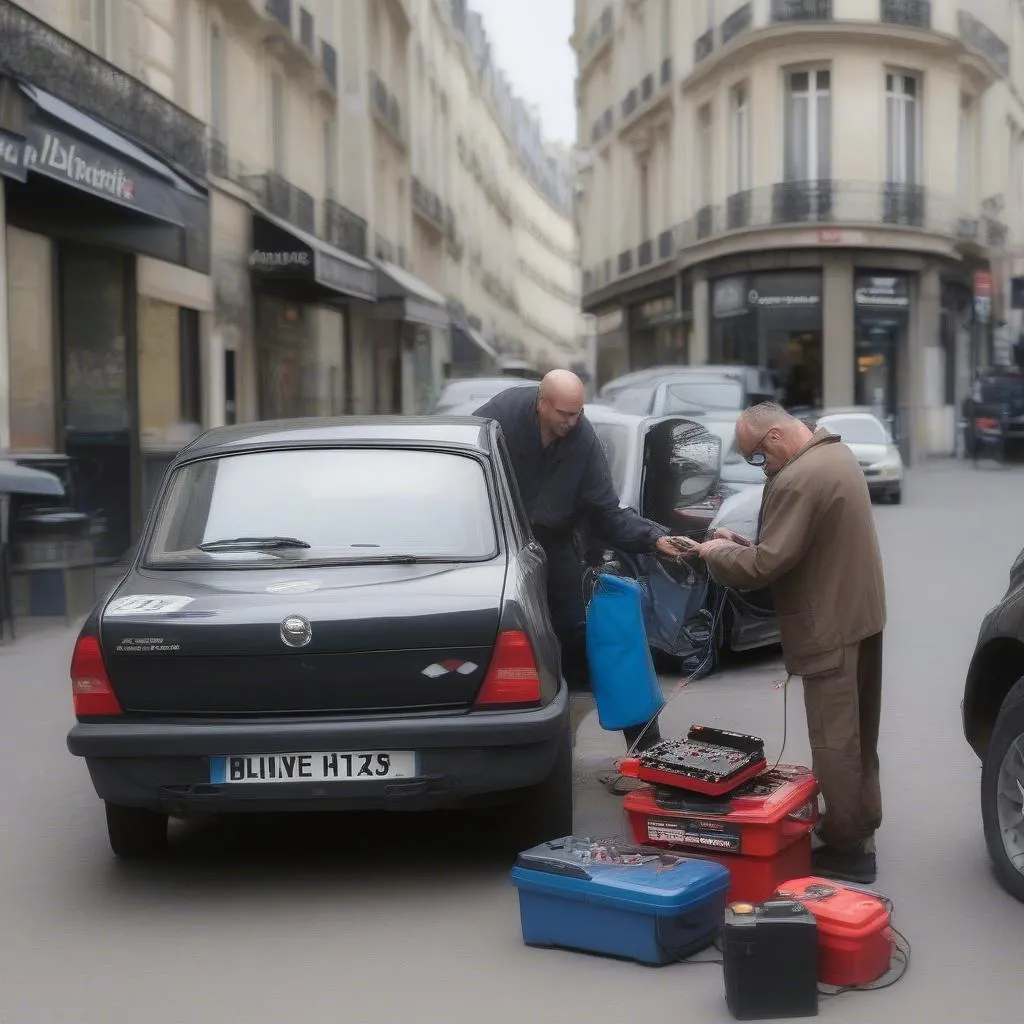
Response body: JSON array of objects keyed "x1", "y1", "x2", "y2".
[
  {"x1": 962, "y1": 369, "x2": 1024, "y2": 458},
  {"x1": 961, "y1": 543, "x2": 1024, "y2": 902}
]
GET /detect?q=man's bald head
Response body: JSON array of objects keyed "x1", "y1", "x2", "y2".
[
  {"x1": 735, "y1": 401, "x2": 813, "y2": 475},
  {"x1": 537, "y1": 369, "x2": 585, "y2": 443}
]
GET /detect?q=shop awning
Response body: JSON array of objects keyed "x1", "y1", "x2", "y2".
[
  {"x1": 372, "y1": 260, "x2": 450, "y2": 330},
  {"x1": 249, "y1": 209, "x2": 377, "y2": 303},
  {"x1": 11, "y1": 80, "x2": 205, "y2": 225}
]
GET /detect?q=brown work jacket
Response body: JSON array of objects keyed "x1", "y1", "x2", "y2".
[{"x1": 704, "y1": 428, "x2": 887, "y2": 677}]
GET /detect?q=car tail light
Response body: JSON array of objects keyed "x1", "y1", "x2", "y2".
[
  {"x1": 71, "y1": 635, "x2": 123, "y2": 717},
  {"x1": 474, "y1": 629, "x2": 542, "y2": 708},
  {"x1": 975, "y1": 417, "x2": 999, "y2": 432}
]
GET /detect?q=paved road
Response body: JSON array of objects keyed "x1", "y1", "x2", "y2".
[{"x1": 2, "y1": 458, "x2": 1023, "y2": 1023}]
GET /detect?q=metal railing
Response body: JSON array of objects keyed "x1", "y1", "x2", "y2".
[
  {"x1": 298, "y1": 5, "x2": 314, "y2": 50},
  {"x1": 661, "y1": 56, "x2": 673, "y2": 85},
  {"x1": 207, "y1": 136, "x2": 229, "y2": 179},
  {"x1": 722, "y1": 3, "x2": 754, "y2": 45},
  {"x1": 247, "y1": 172, "x2": 315, "y2": 233},
  {"x1": 266, "y1": 0, "x2": 292, "y2": 31},
  {"x1": 0, "y1": 0, "x2": 207, "y2": 177},
  {"x1": 770, "y1": 0, "x2": 833, "y2": 21},
  {"x1": 321, "y1": 41, "x2": 338, "y2": 91},
  {"x1": 678, "y1": 180, "x2": 966, "y2": 246},
  {"x1": 412, "y1": 176, "x2": 445, "y2": 229},
  {"x1": 324, "y1": 199, "x2": 367, "y2": 259},
  {"x1": 695, "y1": 28, "x2": 714, "y2": 64},
  {"x1": 622, "y1": 88, "x2": 638, "y2": 118},
  {"x1": 580, "y1": 5, "x2": 614, "y2": 71},
  {"x1": 958, "y1": 10, "x2": 1010, "y2": 77},
  {"x1": 880, "y1": 0, "x2": 931, "y2": 28}
]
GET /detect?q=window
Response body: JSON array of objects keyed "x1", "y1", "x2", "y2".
[
  {"x1": 730, "y1": 82, "x2": 750, "y2": 193},
  {"x1": 270, "y1": 72, "x2": 285, "y2": 174},
  {"x1": 210, "y1": 23, "x2": 226, "y2": 140},
  {"x1": 145, "y1": 450, "x2": 498, "y2": 567},
  {"x1": 885, "y1": 72, "x2": 920, "y2": 185},
  {"x1": 784, "y1": 68, "x2": 831, "y2": 182},
  {"x1": 323, "y1": 118, "x2": 336, "y2": 199},
  {"x1": 698, "y1": 102, "x2": 713, "y2": 205}
]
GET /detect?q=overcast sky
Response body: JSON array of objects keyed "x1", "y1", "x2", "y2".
[{"x1": 469, "y1": 0, "x2": 577, "y2": 146}]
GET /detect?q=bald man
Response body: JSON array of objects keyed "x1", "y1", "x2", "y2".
[
  {"x1": 475, "y1": 370, "x2": 680, "y2": 751},
  {"x1": 685, "y1": 402, "x2": 887, "y2": 885}
]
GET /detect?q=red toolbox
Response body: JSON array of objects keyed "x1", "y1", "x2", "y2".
[
  {"x1": 772, "y1": 877, "x2": 895, "y2": 988},
  {"x1": 622, "y1": 765, "x2": 819, "y2": 904}
]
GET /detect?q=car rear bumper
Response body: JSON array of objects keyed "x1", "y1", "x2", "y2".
[{"x1": 67, "y1": 687, "x2": 569, "y2": 816}]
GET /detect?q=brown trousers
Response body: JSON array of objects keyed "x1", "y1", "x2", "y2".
[{"x1": 802, "y1": 632, "x2": 884, "y2": 851}]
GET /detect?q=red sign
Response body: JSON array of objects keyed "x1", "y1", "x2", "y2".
[
  {"x1": 818, "y1": 228, "x2": 842, "y2": 244},
  {"x1": 974, "y1": 270, "x2": 993, "y2": 296}
]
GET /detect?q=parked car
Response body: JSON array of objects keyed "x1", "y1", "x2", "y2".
[
  {"x1": 961, "y1": 542, "x2": 1024, "y2": 903},
  {"x1": 65, "y1": 417, "x2": 573, "y2": 859},
  {"x1": 813, "y1": 408, "x2": 904, "y2": 504},
  {"x1": 961, "y1": 368, "x2": 1024, "y2": 459},
  {"x1": 432, "y1": 376, "x2": 534, "y2": 414},
  {"x1": 597, "y1": 365, "x2": 778, "y2": 416},
  {"x1": 582, "y1": 404, "x2": 779, "y2": 676}
]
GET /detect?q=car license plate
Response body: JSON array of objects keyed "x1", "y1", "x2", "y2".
[{"x1": 209, "y1": 751, "x2": 417, "y2": 784}]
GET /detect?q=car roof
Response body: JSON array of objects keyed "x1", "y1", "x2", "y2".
[
  {"x1": 177, "y1": 416, "x2": 495, "y2": 461},
  {"x1": 439, "y1": 376, "x2": 532, "y2": 391},
  {"x1": 600, "y1": 364, "x2": 771, "y2": 392}
]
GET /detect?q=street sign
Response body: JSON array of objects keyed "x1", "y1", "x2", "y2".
[{"x1": 974, "y1": 270, "x2": 993, "y2": 296}]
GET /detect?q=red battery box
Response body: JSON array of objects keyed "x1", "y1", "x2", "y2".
[
  {"x1": 618, "y1": 725, "x2": 767, "y2": 797},
  {"x1": 622, "y1": 765, "x2": 819, "y2": 904},
  {"x1": 772, "y1": 877, "x2": 895, "y2": 988}
]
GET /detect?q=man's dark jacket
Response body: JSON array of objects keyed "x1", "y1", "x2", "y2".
[{"x1": 474, "y1": 385, "x2": 664, "y2": 642}]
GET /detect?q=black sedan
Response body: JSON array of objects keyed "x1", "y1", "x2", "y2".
[
  {"x1": 581, "y1": 404, "x2": 779, "y2": 677},
  {"x1": 66, "y1": 418, "x2": 571, "y2": 858},
  {"x1": 962, "y1": 542, "x2": 1024, "y2": 902}
]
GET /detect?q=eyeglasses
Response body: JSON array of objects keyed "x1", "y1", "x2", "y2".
[{"x1": 744, "y1": 428, "x2": 773, "y2": 467}]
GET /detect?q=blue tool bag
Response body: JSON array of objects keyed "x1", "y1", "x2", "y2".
[{"x1": 585, "y1": 572, "x2": 665, "y2": 731}]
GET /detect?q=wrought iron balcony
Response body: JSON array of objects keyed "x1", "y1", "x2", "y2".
[
  {"x1": 658, "y1": 229, "x2": 674, "y2": 260},
  {"x1": 324, "y1": 199, "x2": 368, "y2": 259},
  {"x1": 958, "y1": 10, "x2": 1010, "y2": 77},
  {"x1": 770, "y1": 0, "x2": 832, "y2": 22},
  {"x1": 622, "y1": 88, "x2": 638, "y2": 119},
  {"x1": 412, "y1": 176, "x2": 445, "y2": 232},
  {"x1": 370, "y1": 72, "x2": 389, "y2": 122},
  {"x1": 618, "y1": 249, "x2": 633, "y2": 275},
  {"x1": 642, "y1": 73, "x2": 655, "y2": 103},
  {"x1": 369, "y1": 72, "x2": 405, "y2": 147},
  {"x1": 638, "y1": 239, "x2": 653, "y2": 267},
  {"x1": 677, "y1": 181, "x2": 978, "y2": 248},
  {"x1": 266, "y1": 0, "x2": 291, "y2": 30},
  {"x1": 375, "y1": 234, "x2": 395, "y2": 263},
  {"x1": 695, "y1": 29, "x2": 714, "y2": 64},
  {"x1": 660, "y1": 57, "x2": 673, "y2": 86},
  {"x1": 321, "y1": 41, "x2": 338, "y2": 92},
  {"x1": 207, "y1": 136, "x2": 229, "y2": 179},
  {"x1": 298, "y1": 5, "x2": 314, "y2": 51},
  {"x1": 0, "y1": 0, "x2": 207, "y2": 177},
  {"x1": 880, "y1": 0, "x2": 931, "y2": 29},
  {"x1": 722, "y1": 3, "x2": 754, "y2": 45},
  {"x1": 580, "y1": 5, "x2": 614, "y2": 72},
  {"x1": 246, "y1": 172, "x2": 315, "y2": 233}
]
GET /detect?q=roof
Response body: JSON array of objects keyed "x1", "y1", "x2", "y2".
[{"x1": 176, "y1": 416, "x2": 495, "y2": 461}]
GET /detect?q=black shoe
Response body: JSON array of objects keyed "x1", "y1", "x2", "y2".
[{"x1": 812, "y1": 844, "x2": 877, "y2": 885}]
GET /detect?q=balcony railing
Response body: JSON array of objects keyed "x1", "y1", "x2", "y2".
[
  {"x1": 618, "y1": 249, "x2": 633, "y2": 275},
  {"x1": 320, "y1": 41, "x2": 338, "y2": 91},
  {"x1": 582, "y1": 228, "x2": 678, "y2": 296},
  {"x1": 247, "y1": 172, "x2": 316, "y2": 234},
  {"x1": 770, "y1": 0, "x2": 833, "y2": 21},
  {"x1": 638, "y1": 238, "x2": 653, "y2": 267},
  {"x1": 324, "y1": 199, "x2": 368, "y2": 259},
  {"x1": 695, "y1": 29, "x2": 714, "y2": 64},
  {"x1": 658, "y1": 229, "x2": 674, "y2": 260},
  {"x1": 660, "y1": 57, "x2": 673, "y2": 86},
  {"x1": 641, "y1": 73, "x2": 654, "y2": 103},
  {"x1": 299, "y1": 5, "x2": 314, "y2": 50},
  {"x1": 722, "y1": 3, "x2": 754, "y2": 45},
  {"x1": 412, "y1": 176, "x2": 445, "y2": 231},
  {"x1": 369, "y1": 72, "x2": 404, "y2": 145},
  {"x1": 0, "y1": 0, "x2": 207, "y2": 177},
  {"x1": 580, "y1": 5, "x2": 614, "y2": 71},
  {"x1": 880, "y1": 0, "x2": 931, "y2": 29},
  {"x1": 622, "y1": 88, "x2": 638, "y2": 118},
  {"x1": 207, "y1": 136, "x2": 229, "y2": 179},
  {"x1": 677, "y1": 181, "x2": 973, "y2": 247},
  {"x1": 958, "y1": 10, "x2": 1010, "y2": 77}
]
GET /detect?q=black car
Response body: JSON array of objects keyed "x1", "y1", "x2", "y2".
[
  {"x1": 961, "y1": 542, "x2": 1024, "y2": 902},
  {"x1": 582, "y1": 404, "x2": 779, "y2": 676},
  {"x1": 66, "y1": 417, "x2": 571, "y2": 858}
]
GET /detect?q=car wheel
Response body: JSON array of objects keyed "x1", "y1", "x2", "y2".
[
  {"x1": 105, "y1": 802, "x2": 168, "y2": 860},
  {"x1": 981, "y1": 677, "x2": 1024, "y2": 904},
  {"x1": 511, "y1": 718, "x2": 574, "y2": 851}
]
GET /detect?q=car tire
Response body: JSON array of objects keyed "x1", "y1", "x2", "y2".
[
  {"x1": 981, "y1": 676, "x2": 1024, "y2": 904},
  {"x1": 510, "y1": 717, "x2": 574, "y2": 852},
  {"x1": 105, "y1": 802, "x2": 168, "y2": 860}
]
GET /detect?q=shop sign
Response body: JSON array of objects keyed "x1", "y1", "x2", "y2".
[
  {"x1": 631, "y1": 295, "x2": 678, "y2": 329},
  {"x1": 747, "y1": 289, "x2": 820, "y2": 308},
  {"x1": 24, "y1": 128, "x2": 137, "y2": 203},
  {"x1": 249, "y1": 250, "x2": 311, "y2": 269},
  {"x1": 0, "y1": 127, "x2": 27, "y2": 182},
  {"x1": 712, "y1": 277, "x2": 748, "y2": 319},
  {"x1": 855, "y1": 275, "x2": 909, "y2": 308}
]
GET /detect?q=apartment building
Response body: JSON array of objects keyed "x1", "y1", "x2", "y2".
[
  {"x1": 0, "y1": 0, "x2": 580, "y2": 570},
  {"x1": 575, "y1": 0, "x2": 1024, "y2": 461}
]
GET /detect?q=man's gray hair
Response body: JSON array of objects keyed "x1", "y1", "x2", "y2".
[{"x1": 737, "y1": 401, "x2": 796, "y2": 433}]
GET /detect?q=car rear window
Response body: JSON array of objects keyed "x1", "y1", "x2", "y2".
[
  {"x1": 144, "y1": 448, "x2": 497, "y2": 567},
  {"x1": 819, "y1": 416, "x2": 888, "y2": 445},
  {"x1": 663, "y1": 380, "x2": 744, "y2": 413}
]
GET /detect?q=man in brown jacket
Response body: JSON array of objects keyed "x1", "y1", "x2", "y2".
[{"x1": 687, "y1": 402, "x2": 886, "y2": 884}]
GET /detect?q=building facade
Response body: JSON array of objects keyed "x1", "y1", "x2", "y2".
[
  {"x1": 574, "y1": 0, "x2": 1024, "y2": 461},
  {"x1": 0, "y1": 0, "x2": 581, "y2": 577}
]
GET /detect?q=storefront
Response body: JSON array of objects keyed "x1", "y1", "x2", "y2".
[
  {"x1": 369, "y1": 260, "x2": 451, "y2": 414},
  {"x1": 1, "y1": 76, "x2": 211, "y2": 565},
  {"x1": 247, "y1": 210, "x2": 376, "y2": 421},
  {"x1": 628, "y1": 290, "x2": 689, "y2": 369},
  {"x1": 447, "y1": 301, "x2": 498, "y2": 378},
  {"x1": 853, "y1": 272, "x2": 911, "y2": 422},
  {"x1": 710, "y1": 271, "x2": 823, "y2": 408}
]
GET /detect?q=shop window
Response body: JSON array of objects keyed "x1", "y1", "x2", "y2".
[{"x1": 6, "y1": 228, "x2": 55, "y2": 452}]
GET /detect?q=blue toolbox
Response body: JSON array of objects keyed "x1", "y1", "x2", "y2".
[{"x1": 511, "y1": 837, "x2": 731, "y2": 966}]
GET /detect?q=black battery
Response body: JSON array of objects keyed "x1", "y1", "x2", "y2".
[{"x1": 722, "y1": 899, "x2": 819, "y2": 1020}]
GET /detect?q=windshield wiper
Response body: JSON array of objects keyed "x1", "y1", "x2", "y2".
[{"x1": 198, "y1": 536, "x2": 311, "y2": 552}]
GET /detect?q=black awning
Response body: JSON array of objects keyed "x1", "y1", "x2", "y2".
[
  {"x1": 371, "y1": 259, "x2": 450, "y2": 329},
  {"x1": 13, "y1": 80, "x2": 205, "y2": 225},
  {"x1": 249, "y1": 210, "x2": 376, "y2": 303}
]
